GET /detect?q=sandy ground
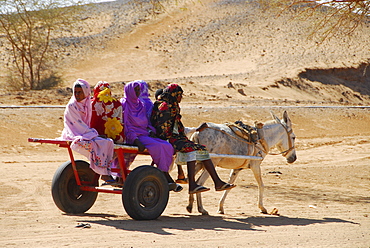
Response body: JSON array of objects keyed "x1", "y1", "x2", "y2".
[
  {"x1": 1, "y1": 106, "x2": 369, "y2": 247},
  {"x1": 0, "y1": 0, "x2": 370, "y2": 247}
]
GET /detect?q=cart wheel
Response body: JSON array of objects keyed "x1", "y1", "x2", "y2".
[
  {"x1": 51, "y1": 160, "x2": 98, "y2": 214},
  {"x1": 122, "y1": 165, "x2": 169, "y2": 220}
]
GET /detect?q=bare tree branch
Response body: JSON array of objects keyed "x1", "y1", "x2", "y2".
[
  {"x1": 0, "y1": 0, "x2": 89, "y2": 90},
  {"x1": 261, "y1": 0, "x2": 370, "y2": 42}
]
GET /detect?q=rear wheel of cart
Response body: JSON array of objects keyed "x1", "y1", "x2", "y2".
[
  {"x1": 122, "y1": 165, "x2": 169, "y2": 220},
  {"x1": 51, "y1": 160, "x2": 98, "y2": 214}
]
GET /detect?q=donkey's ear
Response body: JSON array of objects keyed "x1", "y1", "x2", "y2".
[
  {"x1": 283, "y1": 111, "x2": 291, "y2": 125},
  {"x1": 270, "y1": 110, "x2": 280, "y2": 123}
]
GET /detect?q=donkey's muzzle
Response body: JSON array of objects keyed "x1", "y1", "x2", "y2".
[{"x1": 287, "y1": 154, "x2": 297, "y2": 163}]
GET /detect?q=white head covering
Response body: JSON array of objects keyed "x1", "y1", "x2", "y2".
[
  {"x1": 70, "y1": 78, "x2": 92, "y2": 126},
  {"x1": 61, "y1": 79, "x2": 97, "y2": 141}
]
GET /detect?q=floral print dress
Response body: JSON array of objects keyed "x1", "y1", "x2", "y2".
[
  {"x1": 151, "y1": 84, "x2": 210, "y2": 164},
  {"x1": 91, "y1": 81, "x2": 125, "y2": 144}
]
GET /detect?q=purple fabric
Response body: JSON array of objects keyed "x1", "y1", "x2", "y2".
[
  {"x1": 137, "y1": 136, "x2": 174, "y2": 172},
  {"x1": 137, "y1": 80, "x2": 154, "y2": 119},
  {"x1": 123, "y1": 81, "x2": 155, "y2": 144},
  {"x1": 138, "y1": 80, "x2": 150, "y2": 98},
  {"x1": 60, "y1": 79, "x2": 114, "y2": 175},
  {"x1": 120, "y1": 80, "x2": 153, "y2": 122},
  {"x1": 123, "y1": 81, "x2": 174, "y2": 172}
]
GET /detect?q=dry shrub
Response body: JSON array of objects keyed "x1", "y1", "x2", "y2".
[{"x1": 258, "y1": 0, "x2": 370, "y2": 42}]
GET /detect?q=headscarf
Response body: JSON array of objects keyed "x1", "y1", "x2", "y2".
[
  {"x1": 91, "y1": 81, "x2": 124, "y2": 143},
  {"x1": 160, "y1": 83, "x2": 183, "y2": 104},
  {"x1": 137, "y1": 80, "x2": 153, "y2": 119},
  {"x1": 151, "y1": 83, "x2": 184, "y2": 140},
  {"x1": 124, "y1": 81, "x2": 144, "y2": 116},
  {"x1": 151, "y1": 83, "x2": 206, "y2": 153},
  {"x1": 72, "y1": 78, "x2": 92, "y2": 125},
  {"x1": 157, "y1": 83, "x2": 183, "y2": 124},
  {"x1": 93, "y1": 81, "x2": 110, "y2": 99},
  {"x1": 139, "y1": 80, "x2": 150, "y2": 98},
  {"x1": 123, "y1": 81, "x2": 155, "y2": 144},
  {"x1": 61, "y1": 79, "x2": 97, "y2": 141}
]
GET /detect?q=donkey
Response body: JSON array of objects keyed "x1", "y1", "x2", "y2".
[{"x1": 187, "y1": 111, "x2": 297, "y2": 215}]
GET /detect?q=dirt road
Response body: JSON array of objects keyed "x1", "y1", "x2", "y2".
[{"x1": 1, "y1": 106, "x2": 369, "y2": 247}]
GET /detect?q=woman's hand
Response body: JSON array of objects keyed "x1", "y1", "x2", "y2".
[{"x1": 134, "y1": 139, "x2": 145, "y2": 152}]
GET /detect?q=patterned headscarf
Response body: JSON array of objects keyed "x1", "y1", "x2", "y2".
[
  {"x1": 160, "y1": 83, "x2": 183, "y2": 121},
  {"x1": 93, "y1": 81, "x2": 111, "y2": 99},
  {"x1": 150, "y1": 83, "x2": 206, "y2": 152},
  {"x1": 74, "y1": 78, "x2": 91, "y2": 99},
  {"x1": 91, "y1": 81, "x2": 124, "y2": 143},
  {"x1": 151, "y1": 83, "x2": 184, "y2": 140},
  {"x1": 160, "y1": 83, "x2": 183, "y2": 104}
]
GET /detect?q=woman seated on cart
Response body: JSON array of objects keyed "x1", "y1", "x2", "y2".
[
  {"x1": 60, "y1": 79, "x2": 114, "y2": 180},
  {"x1": 151, "y1": 83, "x2": 236, "y2": 194},
  {"x1": 122, "y1": 80, "x2": 182, "y2": 192},
  {"x1": 90, "y1": 81, "x2": 137, "y2": 185},
  {"x1": 91, "y1": 81, "x2": 125, "y2": 144}
]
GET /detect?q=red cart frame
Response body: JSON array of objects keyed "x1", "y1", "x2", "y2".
[{"x1": 28, "y1": 138, "x2": 169, "y2": 220}]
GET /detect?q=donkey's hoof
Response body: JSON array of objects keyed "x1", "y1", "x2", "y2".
[
  {"x1": 186, "y1": 206, "x2": 193, "y2": 213},
  {"x1": 259, "y1": 205, "x2": 268, "y2": 214}
]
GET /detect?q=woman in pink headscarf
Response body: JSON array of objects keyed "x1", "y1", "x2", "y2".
[
  {"x1": 123, "y1": 81, "x2": 182, "y2": 192},
  {"x1": 61, "y1": 79, "x2": 114, "y2": 177}
]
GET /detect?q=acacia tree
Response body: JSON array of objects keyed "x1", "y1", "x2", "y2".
[
  {"x1": 0, "y1": 0, "x2": 91, "y2": 90},
  {"x1": 261, "y1": 0, "x2": 370, "y2": 41}
]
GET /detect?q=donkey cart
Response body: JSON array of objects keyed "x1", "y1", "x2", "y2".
[
  {"x1": 28, "y1": 138, "x2": 169, "y2": 220},
  {"x1": 28, "y1": 137, "x2": 265, "y2": 220}
]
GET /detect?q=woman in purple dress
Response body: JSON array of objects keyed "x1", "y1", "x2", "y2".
[{"x1": 122, "y1": 81, "x2": 182, "y2": 192}]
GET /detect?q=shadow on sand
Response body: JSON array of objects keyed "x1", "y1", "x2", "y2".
[{"x1": 75, "y1": 213, "x2": 359, "y2": 235}]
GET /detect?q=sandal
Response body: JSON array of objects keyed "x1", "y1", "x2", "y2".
[
  {"x1": 216, "y1": 183, "x2": 236, "y2": 192},
  {"x1": 189, "y1": 185, "x2": 210, "y2": 194},
  {"x1": 169, "y1": 183, "x2": 183, "y2": 192},
  {"x1": 101, "y1": 175, "x2": 114, "y2": 181},
  {"x1": 102, "y1": 179, "x2": 122, "y2": 187},
  {"x1": 75, "y1": 223, "x2": 91, "y2": 228},
  {"x1": 175, "y1": 177, "x2": 188, "y2": 184}
]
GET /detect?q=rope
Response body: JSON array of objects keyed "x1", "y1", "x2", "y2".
[{"x1": 204, "y1": 122, "x2": 294, "y2": 157}]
